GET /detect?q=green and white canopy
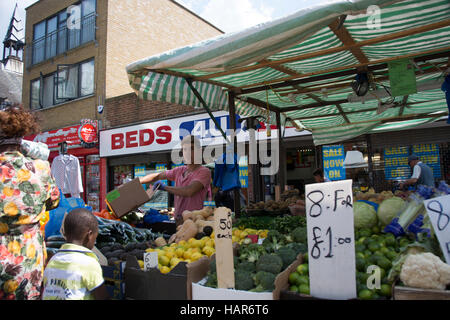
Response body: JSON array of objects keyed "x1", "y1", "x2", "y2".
[{"x1": 126, "y1": 0, "x2": 450, "y2": 145}]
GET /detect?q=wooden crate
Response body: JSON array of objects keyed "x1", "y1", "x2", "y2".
[{"x1": 393, "y1": 286, "x2": 450, "y2": 300}]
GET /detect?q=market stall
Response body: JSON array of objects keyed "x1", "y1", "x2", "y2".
[{"x1": 89, "y1": 0, "x2": 450, "y2": 300}]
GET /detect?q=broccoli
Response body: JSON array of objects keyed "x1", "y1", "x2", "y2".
[
  {"x1": 205, "y1": 271, "x2": 217, "y2": 288},
  {"x1": 262, "y1": 231, "x2": 285, "y2": 253},
  {"x1": 266, "y1": 230, "x2": 283, "y2": 243},
  {"x1": 292, "y1": 226, "x2": 308, "y2": 244},
  {"x1": 236, "y1": 261, "x2": 256, "y2": 273},
  {"x1": 239, "y1": 243, "x2": 266, "y2": 263},
  {"x1": 286, "y1": 242, "x2": 308, "y2": 255},
  {"x1": 253, "y1": 271, "x2": 276, "y2": 292},
  {"x1": 235, "y1": 270, "x2": 255, "y2": 291},
  {"x1": 256, "y1": 254, "x2": 283, "y2": 275},
  {"x1": 276, "y1": 247, "x2": 297, "y2": 270}
]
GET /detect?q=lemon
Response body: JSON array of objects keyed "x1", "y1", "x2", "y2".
[
  {"x1": 188, "y1": 238, "x2": 196, "y2": 244},
  {"x1": 160, "y1": 266, "x2": 171, "y2": 274},
  {"x1": 190, "y1": 247, "x2": 201, "y2": 254},
  {"x1": 205, "y1": 239, "x2": 215, "y2": 248},
  {"x1": 165, "y1": 251, "x2": 176, "y2": 260},
  {"x1": 232, "y1": 236, "x2": 239, "y2": 243},
  {"x1": 185, "y1": 259, "x2": 192, "y2": 264},
  {"x1": 201, "y1": 236, "x2": 210, "y2": 242},
  {"x1": 239, "y1": 231, "x2": 248, "y2": 239},
  {"x1": 138, "y1": 260, "x2": 144, "y2": 269},
  {"x1": 170, "y1": 257, "x2": 181, "y2": 267},
  {"x1": 191, "y1": 252, "x2": 203, "y2": 262},
  {"x1": 178, "y1": 240, "x2": 187, "y2": 246},
  {"x1": 183, "y1": 251, "x2": 192, "y2": 260},
  {"x1": 202, "y1": 246, "x2": 215, "y2": 257},
  {"x1": 210, "y1": 231, "x2": 215, "y2": 238},
  {"x1": 145, "y1": 248, "x2": 154, "y2": 253},
  {"x1": 159, "y1": 255, "x2": 170, "y2": 267},
  {"x1": 175, "y1": 247, "x2": 185, "y2": 258},
  {"x1": 233, "y1": 229, "x2": 241, "y2": 237}
]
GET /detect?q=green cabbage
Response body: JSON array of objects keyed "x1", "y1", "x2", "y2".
[
  {"x1": 377, "y1": 197, "x2": 406, "y2": 226},
  {"x1": 353, "y1": 201, "x2": 377, "y2": 229}
]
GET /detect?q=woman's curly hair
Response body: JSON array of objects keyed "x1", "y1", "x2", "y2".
[{"x1": 0, "y1": 105, "x2": 41, "y2": 138}]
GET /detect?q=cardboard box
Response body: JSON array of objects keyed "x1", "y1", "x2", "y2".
[
  {"x1": 124, "y1": 255, "x2": 210, "y2": 300},
  {"x1": 105, "y1": 279, "x2": 125, "y2": 300},
  {"x1": 105, "y1": 178, "x2": 154, "y2": 218},
  {"x1": 393, "y1": 284, "x2": 450, "y2": 300},
  {"x1": 191, "y1": 253, "x2": 303, "y2": 300}
]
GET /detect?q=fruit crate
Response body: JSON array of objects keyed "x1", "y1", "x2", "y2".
[
  {"x1": 105, "y1": 279, "x2": 125, "y2": 300},
  {"x1": 102, "y1": 262, "x2": 126, "y2": 281},
  {"x1": 393, "y1": 284, "x2": 450, "y2": 300}
]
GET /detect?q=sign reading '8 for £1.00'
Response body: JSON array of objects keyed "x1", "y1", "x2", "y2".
[{"x1": 305, "y1": 179, "x2": 356, "y2": 300}]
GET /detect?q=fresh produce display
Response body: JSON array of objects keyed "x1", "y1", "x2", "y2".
[
  {"x1": 376, "y1": 197, "x2": 406, "y2": 226},
  {"x1": 203, "y1": 227, "x2": 308, "y2": 292},
  {"x1": 146, "y1": 234, "x2": 216, "y2": 274},
  {"x1": 169, "y1": 207, "x2": 215, "y2": 243},
  {"x1": 353, "y1": 201, "x2": 378, "y2": 229},
  {"x1": 234, "y1": 215, "x2": 306, "y2": 234}
]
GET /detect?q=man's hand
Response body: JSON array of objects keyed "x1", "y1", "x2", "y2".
[{"x1": 153, "y1": 180, "x2": 166, "y2": 191}]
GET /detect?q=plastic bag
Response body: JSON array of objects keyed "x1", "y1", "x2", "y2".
[{"x1": 45, "y1": 190, "x2": 93, "y2": 239}]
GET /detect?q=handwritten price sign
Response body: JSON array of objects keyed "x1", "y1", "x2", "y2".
[
  {"x1": 305, "y1": 179, "x2": 357, "y2": 300},
  {"x1": 143, "y1": 252, "x2": 158, "y2": 271},
  {"x1": 424, "y1": 195, "x2": 450, "y2": 264},
  {"x1": 214, "y1": 207, "x2": 235, "y2": 289}
]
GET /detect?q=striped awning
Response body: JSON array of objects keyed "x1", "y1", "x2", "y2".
[{"x1": 127, "y1": 0, "x2": 450, "y2": 145}]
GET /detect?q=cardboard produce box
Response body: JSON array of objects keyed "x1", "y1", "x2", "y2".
[
  {"x1": 393, "y1": 283, "x2": 450, "y2": 300},
  {"x1": 124, "y1": 255, "x2": 210, "y2": 300},
  {"x1": 191, "y1": 253, "x2": 303, "y2": 300},
  {"x1": 105, "y1": 178, "x2": 154, "y2": 218}
]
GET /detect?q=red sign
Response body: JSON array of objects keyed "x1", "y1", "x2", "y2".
[
  {"x1": 24, "y1": 121, "x2": 98, "y2": 149},
  {"x1": 79, "y1": 123, "x2": 97, "y2": 144}
]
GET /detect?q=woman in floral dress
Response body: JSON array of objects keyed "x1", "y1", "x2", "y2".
[{"x1": 0, "y1": 106, "x2": 59, "y2": 300}]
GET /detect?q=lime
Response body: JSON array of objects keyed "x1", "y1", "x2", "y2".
[
  {"x1": 385, "y1": 234, "x2": 396, "y2": 247},
  {"x1": 356, "y1": 252, "x2": 365, "y2": 260},
  {"x1": 378, "y1": 268, "x2": 386, "y2": 280},
  {"x1": 288, "y1": 272, "x2": 301, "y2": 285},
  {"x1": 386, "y1": 251, "x2": 397, "y2": 261},
  {"x1": 289, "y1": 285, "x2": 299, "y2": 293},
  {"x1": 357, "y1": 237, "x2": 366, "y2": 245},
  {"x1": 303, "y1": 253, "x2": 308, "y2": 263},
  {"x1": 298, "y1": 284, "x2": 310, "y2": 295},
  {"x1": 355, "y1": 244, "x2": 366, "y2": 252},
  {"x1": 356, "y1": 257, "x2": 366, "y2": 272},
  {"x1": 380, "y1": 284, "x2": 392, "y2": 297},
  {"x1": 358, "y1": 289, "x2": 373, "y2": 300},
  {"x1": 371, "y1": 226, "x2": 380, "y2": 234},
  {"x1": 297, "y1": 275, "x2": 309, "y2": 286},
  {"x1": 360, "y1": 229, "x2": 372, "y2": 238},
  {"x1": 372, "y1": 292, "x2": 381, "y2": 300},
  {"x1": 377, "y1": 257, "x2": 392, "y2": 270},
  {"x1": 364, "y1": 250, "x2": 372, "y2": 258},
  {"x1": 368, "y1": 242, "x2": 381, "y2": 252},
  {"x1": 297, "y1": 264, "x2": 309, "y2": 275},
  {"x1": 380, "y1": 247, "x2": 390, "y2": 255}
]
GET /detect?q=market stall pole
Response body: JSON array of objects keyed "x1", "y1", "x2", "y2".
[{"x1": 228, "y1": 91, "x2": 241, "y2": 216}]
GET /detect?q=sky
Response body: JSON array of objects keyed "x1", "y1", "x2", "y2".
[{"x1": 0, "y1": 0, "x2": 340, "y2": 46}]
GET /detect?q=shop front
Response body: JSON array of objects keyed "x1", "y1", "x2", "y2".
[
  {"x1": 24, "y1": 119, "x2": 104, "y2": 212},
  {"x1": 100, "y1": 111, "x2": 313, "y2": 210}
]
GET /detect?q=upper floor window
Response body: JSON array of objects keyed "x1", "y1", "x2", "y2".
[
  {"x1": 30, "y1": 58, "x2": 95, "y2": 110},
  {"x1": 31, "y1": 0, "x2": 96, "y2": 66}
]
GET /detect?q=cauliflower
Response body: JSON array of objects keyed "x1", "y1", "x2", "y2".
[{"x1": 400, "y1": 252, "x2": 450, "y2": 290}]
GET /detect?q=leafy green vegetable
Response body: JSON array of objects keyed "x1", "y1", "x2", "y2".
[{"x1": 353, "y1": 201, "x2": 378, "y2": 229}]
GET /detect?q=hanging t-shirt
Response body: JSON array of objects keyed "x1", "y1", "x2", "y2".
[{"x1": 51, "y1": 154, "x2": 83, "y2": 198}]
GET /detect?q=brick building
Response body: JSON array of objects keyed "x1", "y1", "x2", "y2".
[{"x1": 22, "y1": 0, "x2": 222, "y2": 210}]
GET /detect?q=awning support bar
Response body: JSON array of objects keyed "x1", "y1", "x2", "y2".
[{"x1": 186, "y1": 78, "x2": 231, "y2": 144}]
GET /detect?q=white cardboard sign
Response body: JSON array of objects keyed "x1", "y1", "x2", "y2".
[
  {"x1": 214, "y1": 207, "x2": 235, "y2": 289},
  {"x1": 305, "y1": 179, "x2": 357, "y2": 300},
  {"x1": 144, "y1": 252, "x2": 158, "y2": 271},
  {"x1": 423, "y1": 194, "x2": 450, "y2": 264}
]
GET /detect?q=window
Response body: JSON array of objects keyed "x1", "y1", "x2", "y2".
[
  {"x1": 30, "y1": 79, "x2": 41, "y2": 110},
  {"x1": 30, "y1": 58, "x2": 95, "y2": 110},
  {"x1": 31, "y1": 0, "x2": 96, "y2": 65}
]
